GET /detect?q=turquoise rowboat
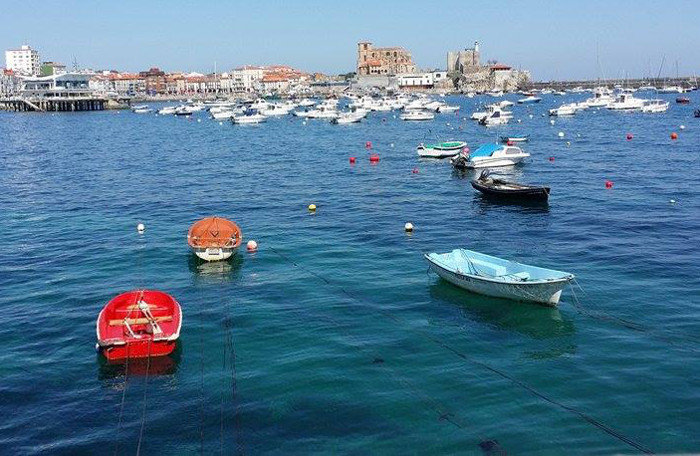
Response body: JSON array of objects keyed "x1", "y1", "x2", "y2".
[
  {"x1": 425, "y1": 249, "x2": 574, "y2": 306},
  {"x1": 417, "y1": 141, "x2": 467, "y2": 158}
]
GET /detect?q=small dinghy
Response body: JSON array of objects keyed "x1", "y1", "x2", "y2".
[
  {"x1": 417, "y1": 141, "x2": 467, "y2": 158},
  {"x1": 459, "y1": 143, "x2": 529, "y2": 168},
  {"x1": 425, "y1": 249, "x2": 574, "y2": 306},
  {"x1": 499, "y1": 134, "x2": 529, "y2": 143},
  {"x1": 471, "y1": 170, "x2": 550, "y2": 201},
  {"x1": 187, "y1": 216, "x2": 242, "y2": 261},
  {"x1": 96, "y1": 290, "x2": 182, "y2": 361}
]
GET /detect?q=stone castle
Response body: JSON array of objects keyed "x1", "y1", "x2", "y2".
[
  {"x1": 447, "y1": 42, "x2": 481, "y2": 75},
  {"x1": 356, "y1": 42, "x2": 416, "y2": 76}
]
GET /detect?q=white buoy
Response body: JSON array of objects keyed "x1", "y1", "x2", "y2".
[
  {"x1": 390, "y1": 143, "x2": 394, "y2": 147},
  {"x1": 137, "y1": 223, "x2": 145, "y2": 234},
  {"x1": 529, "y1": 114, "x2": 534, "y2": 119},
  {"x1": 670, "y1": 199, "x2": 676, "y2": 204},
  {"x1": 302, "y1": 121, "x2": 307, "y2": 125},
  {"x1": 680, "y1": 125, "x2": 685, "y2": 130},
  {"x1": 246, "y1": 240, "x2": 258, "y2": 252},
  {"x1": 558, "y1": 131, "x2": 565, "y2": 138},
  {"x1": 219, "y1": 121, "x2": 223, "y2": 125},
  {"x1": 550, "y1": 119, "x2": 555, "y2": 125},
  {"x1": 404, "y1": 222, "x2": 414, "y2": 232},
  {"x1": 197, "y1": 118, "x2": 201, "y2": 123},
  {"x1": 517, "y1": 119, "x2": 522, "y2": 123}
]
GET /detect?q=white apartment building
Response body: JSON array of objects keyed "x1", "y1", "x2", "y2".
[{"x1": 5, "y1": 45, "x2": 40, "y2": 76}]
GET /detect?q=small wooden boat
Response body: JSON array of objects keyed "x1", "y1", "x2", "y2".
[
  {"x1": 425, "y1": 249, "x2": 574, "y2": 306},
  {"x1": 188, "y1": 216, "x2": 242, "y2": 261},
  {"x1": 676, "y1": 97, "x2": 690, "y2": 104},
  {"x1": 417, "y1": 141, "x2": 467, "y2": 158},
  {"x1": 471, "y1": 170, "x2": 550, "y2": 201},
  {"x1": 499, "y1": 134, "x2": 529, "y2": 143},
  {"x1": 96, "y1": 290, "x2": 182, "y2": 361}
]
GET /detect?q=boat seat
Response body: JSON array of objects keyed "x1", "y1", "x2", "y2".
[
  {"x1": 109, "y1": 316, "x2": 173, "y2": 326},
  {"x1": 498, "y1": 272, "x2": 530, "y2": 281}
]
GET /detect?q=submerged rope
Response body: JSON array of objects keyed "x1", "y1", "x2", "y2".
[
  {"x1": 135, "y1": 339, "x2": 152, "y2": 456},
  {"x1": 264, "y1": 245, "x2": 654, "y2": 455},
  {"x1": 112, "y1": 343, "x2": 130, "y2": 456}
]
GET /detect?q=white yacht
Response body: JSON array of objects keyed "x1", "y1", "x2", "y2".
[
  {"x1": 478, "y1": 107, "x2": 511, "y2": 126},
  {"x1": 132, "y1": 105, "x2": 152, "y2": 114},
  {"x1": 549, "y1": 104, "x2": 577, "y2": 116},
  {"x1": 231, "y1": 109, "x2": 266, "y2": 124},
  {"x1": 157, "y1": 106, "x2": 177, "y2": 115},
  {"x1": 657, "y1": 86, "x2": 684, "y2": 94},
  {"x1": 607, "y1": 93, "x2": 646, "y2": 111},
  {"x1": 640, "y1": 99, "x2": 670, "y2": 113}
]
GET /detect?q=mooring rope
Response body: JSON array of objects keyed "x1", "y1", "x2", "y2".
[
  {"x1": 199, "y1": 287, "x2": 206, "y2": 456},
  {"x1": 112, "y1": 343, "x2": 130, "y2": 456},
  {"x1": 264, "y1": 244, "x2": 654, "y2": 455},
  {"x1": 135, "y1": 339, "x2": 152, "y2": 456}
]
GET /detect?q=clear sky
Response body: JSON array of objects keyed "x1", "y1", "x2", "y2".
[{"x1": 2, "y1": 0, "x2": 698, "y2": 81}]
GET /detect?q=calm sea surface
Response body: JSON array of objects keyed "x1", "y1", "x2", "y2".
[{"x1": 0, "y1": 93, "x2": 698, "y2": 455}]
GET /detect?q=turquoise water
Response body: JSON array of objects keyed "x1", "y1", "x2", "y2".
[{"x1": 1, "y1": 93, "x2": 698, "y2": 455}]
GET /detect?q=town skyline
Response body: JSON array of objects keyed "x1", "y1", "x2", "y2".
[{"x1": 2, "y1": 0, "x2": 699, "y2": 81}]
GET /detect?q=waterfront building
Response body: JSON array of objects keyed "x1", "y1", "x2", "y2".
[
  {"x1": 139, "y1": 67, "x2": 166, "y2": 95},
  {"x1": 397, "y1": 71, "x2": 448, "y2": 90},
  {"x1": 357, "y1": 42, "x2": 416, "y2": 77},
  {"x1": 5, "y1": 45, "x2": 41, "y2": 76}
]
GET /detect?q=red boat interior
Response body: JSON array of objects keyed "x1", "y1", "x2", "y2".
[{"x1": 98, "y1": 290, "x2": 180, "y2": 343}]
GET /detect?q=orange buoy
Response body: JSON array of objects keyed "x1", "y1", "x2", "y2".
[
  {"x1": 605, "y1": 180, "x2": 613, "y2": 189},
  {"x1": 349, "y1": 156, "x2": 356, "y2": 164},
  {"x1": 187, "y1": 217, "x2": 242, "y2": 262},
  {"x1": 626, "y1": 133, "x2": 633, "y2": 140},
  {"x1": 671, "y1": 132, "x2": 678, "y2": 140}
]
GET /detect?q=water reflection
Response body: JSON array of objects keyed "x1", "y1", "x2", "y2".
[
  {"x1": 429, "y1": 282, "x2": 575, "y2": 341},
  {"x1": 97, "y1": 343, "x2": 182, "y2": 380},
  {"x1": 187, "y1": 252, "x2": 244, "y2": 283}
]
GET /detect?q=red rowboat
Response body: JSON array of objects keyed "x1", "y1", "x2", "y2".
[{"x1": 96, "y1": 290, "x2": 182, "y2": 362}]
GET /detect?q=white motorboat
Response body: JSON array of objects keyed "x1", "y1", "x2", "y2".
[
  {"x1": 479, "y1": 108, "x2": 510, "y2": 127},
  {"x1": 231, "y1": 109, "x2": 266, "y2": 124},
  {"x1": 607, "y1": 93, "x2": 645, "y2": 111},
  {"x1": 487, "y1": 91, "x2": 504, "y2": 97},
  {"x1": 425, "y1": 249, "x2": 574, "y2": 306},
  {"x1": 157, "y1": 106, "x2": 177, "y2": 115},
  {"x1": 259, "y1": 104, "x2": 292, "y2": 116},
  {"x1": 400, "y1": 110, "x2": 435, "y2": 121},
  {"x1": 462, "y1": 143, "x2": 529, "y2": 168},
  {"x1": 640, "y1": 99, "x2": 670, "y2": 113},
  {"x1": 436, "y1": 104, "x2": 460, "y2": 113},
  {"x1": 175, "y1": 105, "x2": 196, "y2": 116},
  {"x1": 211, "y1": 109, "x2": 235, "y2": 120},
  {"x1": 549, "y1": 104, "x2": 577, "y2": 116},
  {"x1": 517, "y1": 95, "x2": 542, "y2": 104},
  {"x1": 305, "y1": 106, "x2": 339, "y2": 119},
  {"x1": 132, "y1": 105, "x2": 152, "y2": 114},
  {"x1": 416, "y1": 141, "x2": 467, "y2": 158},
  {"x1": 657, "y1": 86, "x2": 684, "y2": 94},
  {"x1": 331, "y1": 111, "x2": 364, "y2": 124},
  {"x1": 298, "y1": 98, "x2": 316, "y2": 107}
]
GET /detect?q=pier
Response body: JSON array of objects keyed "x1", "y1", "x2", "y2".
[{"x1": 0, "y1": 96, "x2": 106, "y2": 112}]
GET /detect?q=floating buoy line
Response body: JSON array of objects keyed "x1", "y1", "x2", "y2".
[{"x1": 261, "y1": 242, "x2": 655, "y2": 455}]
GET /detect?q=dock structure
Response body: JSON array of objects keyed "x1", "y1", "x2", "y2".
[
  {"x1": 0, "y1": 96, "x2": 106, "y2": 112},
  {"x1": 0, "y1": 72, "x2": 109, "y2": 112}
]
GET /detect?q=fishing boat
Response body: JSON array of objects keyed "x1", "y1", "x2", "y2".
[
  {"x1": 400, "y1": 110, "x2": 435, "y2": 121},
  {"x1": 416, "y1": 141, "x2": 467, "y2": 158},
  {"x1": 471, "y1": 170, "x2": 550, "y2": 201},
  {"x1": 187, "y1": 216, "x2": 243, "y2": 261},
  {"x1": 96, "y1": 290, "x2": 182, "y2": 361},
  {"x1": 640, "y1": 99, "x2": 670, "y2": 113},
  {"x1": 460, "y1": 143, "x2": 529, "y2": 168},
  {"x1": 425, "y1": 249, "x2": 574, "y2": 306},
  {"x1": 499, "y1": 134, "x2": 529, "y2": 143}
]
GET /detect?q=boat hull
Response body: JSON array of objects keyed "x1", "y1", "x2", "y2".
[
  {"x1": 466, "y1": 156, "x2": 525, "y2": 168},
  {"x1": 425, "y1": 257, "x2": 569, "y2": 306},
  {"x1": 191, "y1": 246, "x2": 237, "y2": 262},
  {"x1": 99, "y1": 338, "x2": 177, "y2": 361},
  {"x1": 471, "y1": 180, "x2": 550, "y2": 201}
]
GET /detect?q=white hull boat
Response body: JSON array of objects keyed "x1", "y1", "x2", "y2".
[
  {"x1": 158, "y1": 106, "x2": 177, "y2": 115},
  {"x1": 641, "y1": 99, "x2": 670, "y2": 113},
  {"x1": 464, "y1": 143, "x2": 529, "y2": 168},
  {"x1": 416, "y1": 141, "x2": 467, "y2": 158},
  {"x1": 211, "y1": 110, "x2": 235, "y2": 120},
  {"x1": 400, "y1": 111, "x2": 435, "y2": 121},
  {"x1": 425, "y1": 249, "x2": 574, "y2": 306},
  {"x1": 232, "y1": 114, "x2": 266, "y2": 124}
]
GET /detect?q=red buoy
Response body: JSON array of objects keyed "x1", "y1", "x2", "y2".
[
  {"x1": 605, "y1": 180, "x2": 613, "y2": 189},
  {"x1": 365, "y1": 141, "x2": 373, "y2": 149},
  {"x1": 412, "y1": 167, "x2": 419, "y2": 174},
  {"x1": 671, "y1": 132, "x2": 678, "y2": 140},
  {"x1": 369, "y1": 154, "x2": 380, "y2": 163},
  {"x1": 349, "y1": 157, "x2": 356, "y2": 164},
  {"x1": 549, "y1": 156, "x2": 555, "y2": 162},
  {"x1": 626, "y1": 133, "x2": 633, "y2": 140}
]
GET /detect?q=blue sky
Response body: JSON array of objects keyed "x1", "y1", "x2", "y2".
[{"x1": 2, "y1": 0, "x2": 698, "y2": 80}]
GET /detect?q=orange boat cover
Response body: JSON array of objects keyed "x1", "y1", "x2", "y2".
[{"x1": 187, "y1": 217, "x2": 242, "y2": 249}]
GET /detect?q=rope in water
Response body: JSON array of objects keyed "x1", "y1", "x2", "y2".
[
  {"x1": 264, "y1": 244, "x2": 654, "y2": 455},
  {"x1": 135, "y1": 339, "x2": 152, "y2": 456},
  {"x1": 112, "y1": 343, "x2": 130, "y2": 456}
]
